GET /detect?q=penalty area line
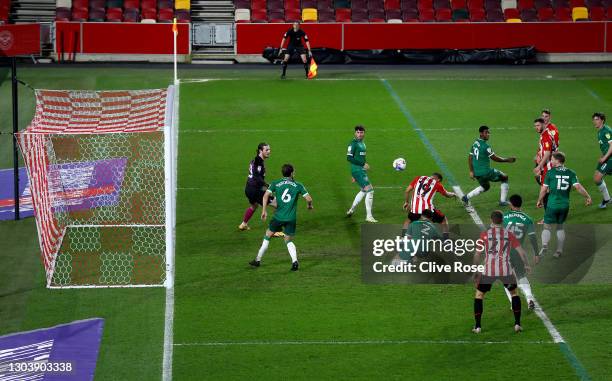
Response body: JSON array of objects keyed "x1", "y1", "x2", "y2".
[{"x1": 379, "y1": 77, "x2": 590, "y2": 381}]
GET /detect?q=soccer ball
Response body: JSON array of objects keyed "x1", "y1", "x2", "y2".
[{"x1": 392, "y1": 158, "x2": 406, "y2": 171}]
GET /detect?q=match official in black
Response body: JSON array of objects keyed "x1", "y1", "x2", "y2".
[{"x1": 279, "y1": 21, "x2": 312, "y2": 79}]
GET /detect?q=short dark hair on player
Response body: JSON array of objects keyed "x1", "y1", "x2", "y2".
[
  {"x1": 552, "y1": 151, "x2": 566, "y2": 163},
  {"x1": 282, "y1": 163, "x2": 294, "y2": 177},
  {"x1": 257, "y1": 142, "x2": 269, "y2": 154},
  {"x1": 491, "y1": 210, "x2": 503, "y2": 224},
  {"x1": 355, "y1": 125, "x2": 365, "y2": 132},
  {"x1": 593, "y1": 112, "x2": 606, "y2": 122},
  {"x1": 479, "y1": 125, "x2": 489, "y2": 133},
  {"x1": 542, "y1": 109, "x2": 551, "y2": 115},
  {"x1": 534, "y1": 117, "x2": 545, "y2": 124},
  {"x1": 432, "y1": 172, "x2": 443, "y2": 181},
  {"x1": 422, "y1": 209, "x2": 434, "y2": 220},
  {"x1": 509, "y1": 194, "x2": 522, "y2": 208}
]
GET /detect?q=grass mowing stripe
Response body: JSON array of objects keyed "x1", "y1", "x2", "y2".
[
  {"x1": 174, "y1": 339, "x2": 554, "y2": 346},
  {"x1": 380, "y1": 77, "x2": 592, "y2": 381}
]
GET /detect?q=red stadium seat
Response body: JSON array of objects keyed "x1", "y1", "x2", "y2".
[
  {"x1": 553, "y1": 5, "x2": 572, "y2": 18},
  {"x1": 418, "y1": 0, "x2": 434, "y2": 10},
  {"x1": 351, "y1": 8, "x2": 369, "y2": 19},
  {"x1": 419, "y1": 7, "x2": 436, "y2": 18},
  {"x1": 569, "y1": 0, "x2": 585, "y2": 6},
  {"x1": 401, "y1": 0, "x2": 418, "y2": 9},
  {"x1": 468, "y1": 0, "x2": 484, "y2": 8},
  {"x1": 90, "y1": 0, "x2": 106, "y2": 9},
  {"x1": 72, "y1": 7, "x2": 89, "y2": 20},
  {"x1": 385, "y1": 0, "x2": 401, "y2": 8},
  {"x1": 285, "y1": 7, "x2": 301, "y2": 19},
  {"x1": 106, "y1": 7, "x2": 123, "y2": 21},
  {"x1": 537, "y1": 6, "x2": 555, "y2": 18},
  {"x1": 251, "y1": 0, "x2": 267, "y2": 9},
  {"x1": 503, "y1": 7, "x2": 519, "y2": 16},
  {"x1": 142, "y1": 8, "x2": 156, "y2": 18},
  {"x1": 435, "y1": 6, "x2": 452, "y2": 18},
  {"x1": 386, "y1": 7, "x2": 402, "y2": 16},
  {"x1": 469, "y1": 6, "x2": 487, "y2": 18},
  {"x1": 158, "y1": 7, "x2": 174, "y2": 21},
  {"x1": 589, "y1": 5, "x2": 605, "y2": 17},
  {"x1": 335, "y1": 7, "x2": 351, "y2": 20},
  {"x1": 89, "y1": 7, "x2": 106, "y2": 20},
  {"x1": 73, "y1": 0, "x2": 89, "y2": 11},
  {"x1": 124, "y1": 0, "x2": 140, "y2": 9},
  {"x1": 401, "y1": 7, "x2": 419, "y2": 18},
  {"x1": 250, "y1": 8, "x2": 267, "y2": 20},
  {"x1": 517, "y1": 0, "x2": 534, "y2": 8},
  {"x1": 451, "y1": 0, "x2": 467, "y2": 8},
  {"x1": 141, "y1": 0, "x2": 157, "y2": 10},
  {"x1": 284, "y1": 0, "x2": 300, "y2": 9}
]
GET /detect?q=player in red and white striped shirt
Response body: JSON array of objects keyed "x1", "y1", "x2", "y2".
[
  {"x1": 472, "y1": 210, "x2": 531, "y2": 334},
  {"x1": 533, "y1": 117, "x2": 558, "y2": 186},
  {"x1": 402, "y1": 173, "x2": 455, "y2": 239}
]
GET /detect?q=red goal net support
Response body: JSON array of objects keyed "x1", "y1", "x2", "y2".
[{"x1": 17, "y1": 87, "x2": 177, "y2": 288}]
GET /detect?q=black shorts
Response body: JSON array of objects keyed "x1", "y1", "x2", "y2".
[
  {"x1": 408, "y1": 209, "x2": 445, "y2": 224},
  {"x1": 475, "y1": 274, "x2": 517, "y2": 293},
  {"x1": 286, "y1": 46, "x2": 305, "y2": 57},
  {"x1": 245, "y1": 186, "x2": 271, "y2": 205}
]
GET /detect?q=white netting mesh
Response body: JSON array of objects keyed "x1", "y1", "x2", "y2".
[{"x1": 17, "y1": 87, "x2": 174, "y2": 288}]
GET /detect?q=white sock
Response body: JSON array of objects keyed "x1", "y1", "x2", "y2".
[
  {"x1": 541, "y1": 228, "x2": 551, "y2": 248},
  {"x1": 598, "y1": 181, "x2": 611, "y2": 201},
  {"x1": 365, "y1": 191, "x2": 374, "y2": 218},
  {"x1": 503, "y1": 287, "x2": 513, "y2": 303},
  {"x1": 466, "y1": 186, "x2": 485, "y2": 199},
  {"x1": 500, "y1": 182, "x2": 509, "y2": 202},
  {"x1": 256, "y1": 238, "x2": 270, "y2": 261},
  {"x1": 350, "y1": 191, "x2": 366, "y2": 211},
  {"x1": 518, "y1": 276, "x2": 533, "y2": 301},
  {"x1": 286, "y1": 241, "x2": 298, "y2": 263},
  {"x1": 556, "y1": 229, "x2": 566, "y2": 253}
]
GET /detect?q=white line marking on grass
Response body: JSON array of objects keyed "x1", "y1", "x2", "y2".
[
  {"x1": 180, "y1": 77, "x2": 607, "y2": 83},
  {"x1": 177, "y1": 186, "x2": 403, "y2": 191},
  {"x1": 173, "y1": 339, "x2": 553, "y2": 346}
]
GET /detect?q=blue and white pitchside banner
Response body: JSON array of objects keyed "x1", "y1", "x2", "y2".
[{"x1": 0, "y1": 318, "x2": 104, "y2": 381}]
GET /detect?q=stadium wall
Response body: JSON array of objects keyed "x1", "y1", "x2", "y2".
[
  {"x1": 236, "y1": 22, "x2": 610, "y2": 56},
  {"x1": 54, "y1": 22, "x2": 191, "y2": 62}
]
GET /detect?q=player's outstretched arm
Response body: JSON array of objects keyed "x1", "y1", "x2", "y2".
[
  {"x1": 468, "y1": 155, "x2": 475, "y2": 179},
  {"x1": 403, "y1": 185, "x2": 414, "y2": 210},
  {"x1": 304, "y1": 194, "x2": 313, "y2": 209},
  {"x1": 600, "y1": 141, "x2": 612, "y2": 164},
  {"x1": 574, "y1": 184, "x2": 592, "y2": 206},
  {"x1": 533, "y1": 151, "x2": 551, "y2": 175},
  {"x1": 491, "y1": 154, "x2": 516, "y2": 163}
]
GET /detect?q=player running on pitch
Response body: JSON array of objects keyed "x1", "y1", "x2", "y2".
[
  {"x1": 249, "y1": 164, "x2": 313, "y2": 271},
  {"x1": 239, "y1": 143, "x2": 277, "y2": 231},
  {"x1": 592, "y1": 112, "x2": 612, "y2": 208},
  {"x1": 462, "y1": 126, "x2": 516, "y2": 206},
  {"x1": 536, "y1": 152, "x2": 592, "y2": 258},
  {"x1": 472, "y1": 210, "x2": 531, "y2": 334},
  {"x1": 403, "y1": 173, "x2": 455, "y2": 239},
  {"x1": 346, "y1": 125, "x2": 377, "y2": 222},
  {"x1": 541, "y1": 109, "x2": 559, "y2": 149},
  {"x1": 503, "y1": 194, "x2": 539, "y2": 310},
  {"x1": 278, "y1": 21, "x2": 312, "y2": 79}
]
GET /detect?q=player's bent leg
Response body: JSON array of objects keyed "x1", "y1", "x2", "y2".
[
  {"x1": 251, "y1": 231, "x2": 274, "y2": 267},
  {"x1": 594, "y1": 171, "x2": 611, "y2": 208},
  {"x1": 239, "y1": 204, "x2": 257, "y2": 231}
]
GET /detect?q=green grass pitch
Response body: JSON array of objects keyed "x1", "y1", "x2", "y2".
[{"x1": 1, "y1": 64, "x2": 611, "y2": 380}]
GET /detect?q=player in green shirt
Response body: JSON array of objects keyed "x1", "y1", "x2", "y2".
[
  {"x1": 503, "y1": 194, "x2": 539, "y2": 310},
  {"x1": 346, "y1": 125, "x2": 377, "y2": 223},
  {"x1": 537, "y1": 152, "x2": 592, "y2": 259},
  {"x1": 249, "y1": 164, "x2": 313, "y2": 271},
  {"x1": 399, "y1": 209, "x2": 442, "y2": 261},
  {"x1": 592, "y1": 112, "x2": 612, "y2": 209},
  {"x1": 462, "y1": 126, "x2": 516, "y2": 207}
]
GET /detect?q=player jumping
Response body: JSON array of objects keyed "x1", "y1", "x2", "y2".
[
  {"x1": 279, "y1": 21, "x2": 312, "y2": 79},
  {"x1": 249, "y1": 164, "x2": 313, "y2": 271},
  {"x1": 346, "y1": 125, "x2": 377, "y2": 222},
  {"x1": 462, "y1": 126, "x2": 516, "y2": 206},
  {"x1": 592, "y1": 112, "x2": 612, "y2": 209},
  {"x1": 472, "y1": 210, "x2": 531, "y2": 334},
  {"x1": 403, "y1": 172, "x2": 456, "y2": 239},
  {"x1": 239, "y1": 143, "x2": 277, "y2": 231},
  {"x1": 536, "y1": 152, "x2": 592, "y2": 259},
  {"x1": 503, "y1": 194, "x2": 539, "y2": 310}
]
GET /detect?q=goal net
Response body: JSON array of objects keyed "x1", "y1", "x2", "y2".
[{"x1": 17, "y1": 86, "x2": 177, "y2": 288}]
